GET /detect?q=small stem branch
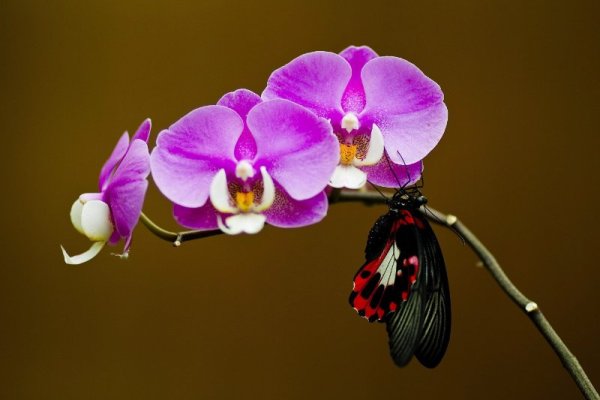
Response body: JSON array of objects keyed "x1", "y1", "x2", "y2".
[
  {"x1": 139, "y1": 212, "x2": 222, "y2": 246},
  {"x1": 138, "y1": 190, "x2": 598, "y2": 399}
]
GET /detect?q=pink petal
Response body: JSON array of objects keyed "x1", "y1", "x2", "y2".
[
  {"x1": 173, "y1": 202, "x2": 219, "y2": 230},
  {"x1": 247, "y1": 99, "x2": 339, "y2": 201},
  {"x1": 132, "y1": 118, "x2": 152, "y2": 143},
  {"x1": 217, "y1": 89, "x2": 261, "y2": 161},
  {"x1": 339, "y1": 46, "x2": 378, "y2": 113},
  {"x1": 150, "y1": 106, "x2": 242, "y2": 207},
  {"x1": 372, "y1": 104, "x2": 448, "y2": 165},
  {"x1": 264, "y1": 187, "x2": 328, "y2": 228},
  {"x1": 99, "y1": 132, "x2": 129, "y2": 191},
  {"x1": 105, "y1": 140, "x2": 151, "y2": 237},
  {"x1": 360, "y1": 57, "x2": 447, "y2": 164},
  {"x1": 362, "y1": 158, "x2": 423, "y2": 188},
  {"x1": 217, "y1": 89, "x2": 262, "y2": 120},
  {"x1": 262, "y1": 51, "x2": 350, "y2": 122}
]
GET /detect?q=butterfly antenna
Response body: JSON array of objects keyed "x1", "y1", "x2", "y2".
[
  {"x1": 367, "y1": 181, "x2": 391, "y2": 203},
  {"x1": 383, "y1": 152, "x2": 405, "y2": 191},
  {"x1": 392, "y1": 150, "x2": 412, "y2": 189}
]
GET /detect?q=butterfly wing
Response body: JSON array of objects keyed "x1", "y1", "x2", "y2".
[
  {"x1": 414, "y1": 213, "x2": 451, "y2": 368},
  {"x1": 385, "y1": 209, "x2": 451, "y2": 368},
  {"x1": 349, "y1": 211, "x2": 421, "y2": 322}
]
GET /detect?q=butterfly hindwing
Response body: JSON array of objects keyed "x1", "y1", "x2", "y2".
[
  {"x1": 414, "y1": 213, "x2": 451, "y2": 368},
  {"x1": 385, "y1": 210, "x2": 451, "y2": 368}
]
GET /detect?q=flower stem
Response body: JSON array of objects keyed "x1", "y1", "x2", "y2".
[
  {"x1": 139, "y1": 212, "x2": 222, "y2": 246},
  {"x1": 138, "y1": 191, "x2": 598, "y2": 399}
]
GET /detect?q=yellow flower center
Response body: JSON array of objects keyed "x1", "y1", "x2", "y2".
[
  {"x1": 339, "y1": 143, "x2": 357, "y2": 165},
  {"x1": 235, "y1": 191, "x2": 254, "y2": 213}
]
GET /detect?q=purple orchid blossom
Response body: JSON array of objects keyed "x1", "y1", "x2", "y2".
[
  {"x1": 262, "y1": 45, "x2": 447, "y2": 189},
  {"x1": 150, "y1": 89, "x2": 339, "y2": 235},
  {"x1": 61, "y1": 119, "x2": 151, "y2": 264}
]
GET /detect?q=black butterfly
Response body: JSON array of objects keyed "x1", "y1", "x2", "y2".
[{"x1": 349, "y1": 187, "x2": 451, "y2": 368}]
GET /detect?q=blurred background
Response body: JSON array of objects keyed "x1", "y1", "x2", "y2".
[{"x1": 1, "y1": 1, "x2": 599, "y2": 399}]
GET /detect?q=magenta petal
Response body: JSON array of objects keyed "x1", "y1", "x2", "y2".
[
  {"x1": 361, "y1": 56, "x2": 447, "y2": 164},
  {"x1": 173, "y1": 202, "x2": 219, "y2": 230},
  {"x1": 105, "y1": 140, "x2": 150, "y2": 237},
  {"x1": 107, "y1": 179, "x2": 148, "y2": 238},
  {"x1": 362, "y1": 56, "x2": 444, "y2": 114},
  {"x1": 132, "y1": 118, "x2": 151, "y2": 143},
  {"x1": 150, "y1": 106, "x2": 242, "y2": 207},
  {"x1": 339, "y1": 46, "x2": 378, "y2": 113},
  {"x1": 374, "y1": 103, "x2": 448, "y2": 165},
  {"x1": 218, "y1": 89, "x2": 261, "y2": 161},
  {"x1": 247, "y1": 100, "x2": 339, "y2": 200},
  {"x1": 108, "y1": 229, "x2": 121, "y2": 245},
  {"x1": 217, "y1": 89, "x2": 262, "y2": 120},
  {"x1": 262, "y1": 51, "x2": 350, "y2": 121},
  {"x1": 264, "y1": 188, "x2": 328, "y2": 228},
  {"x1": 99, "y1": 132, "x2": 129, "y2": 191},
  {"x1": 362, "y1": 158, "x2": 423, "y2": 188}
]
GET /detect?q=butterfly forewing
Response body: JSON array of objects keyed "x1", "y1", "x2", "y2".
[{"x1": 349, "y1": 210, "x2": 421, "y2": 322}]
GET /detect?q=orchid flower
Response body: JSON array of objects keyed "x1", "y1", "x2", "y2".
[
  {"x1": 263, "y1": 45, "x2": 447, "y2": 188},
  {"x1": 61, "y1": 119, "x2": 151, "y2": 264},
  {"x1": 150, "y1": 89, "x2": 339, "y2": 235}
]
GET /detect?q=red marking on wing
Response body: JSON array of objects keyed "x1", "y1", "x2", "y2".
[
  {"x1": 350, "y1": 238, "x2": 395, "y2": 321},
  {"x1": 350, "y1": 212, "x2": 421, "y2": 322}
]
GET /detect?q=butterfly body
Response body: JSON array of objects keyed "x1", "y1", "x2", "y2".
[{"x1": 349, "y1": 189, "x2": 451, "y2": 368}]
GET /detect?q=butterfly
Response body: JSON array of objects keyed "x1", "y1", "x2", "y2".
[{"x1": 349, "y1": 187, "x2": 451, "y2": 368}]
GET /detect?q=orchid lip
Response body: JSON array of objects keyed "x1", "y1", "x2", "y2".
[
  {"x1": 329, "y1": 164, "x2": 367, "y2": 189},
  {"x1": 217, "y1": 213, "x2": 267, "y2": 235},
  {"x1": 210, "y1": 166, "x2": 276, "y2": 215}
]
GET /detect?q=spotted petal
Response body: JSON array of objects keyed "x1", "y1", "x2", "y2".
[
  {"x1": 218, "y1": 89, "x2": 260, "y2": 160},
  {"x1": 264, "y1": 187, "x2": 328, "y2": 228},
  {"x1": 173, "y1": 202, "x2": 219, "y2": 230},
  {"x1": 363, "y1": 158, "x2": 423, "y2": 188},
  {"x1": 339, "y1": 46, "x2": 378, "y2": 113}
]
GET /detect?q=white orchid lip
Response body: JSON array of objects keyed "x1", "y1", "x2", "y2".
[
  {"x1": 62, "y1": 196, "x2": 114, "y2": 265},
  {"x1": 217, "y1": 213, "x2": 267, "y2": 235},
  {"x1": 209, "y1": 166, "x2": 276, "y2": 235},
  {"x1": 329, "y1": 165, "x2": 367, "y2": 189}
]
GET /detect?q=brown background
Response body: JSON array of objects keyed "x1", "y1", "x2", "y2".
[{"x1": 1, "y1": 1, "x2": 599, "y2": 399}]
